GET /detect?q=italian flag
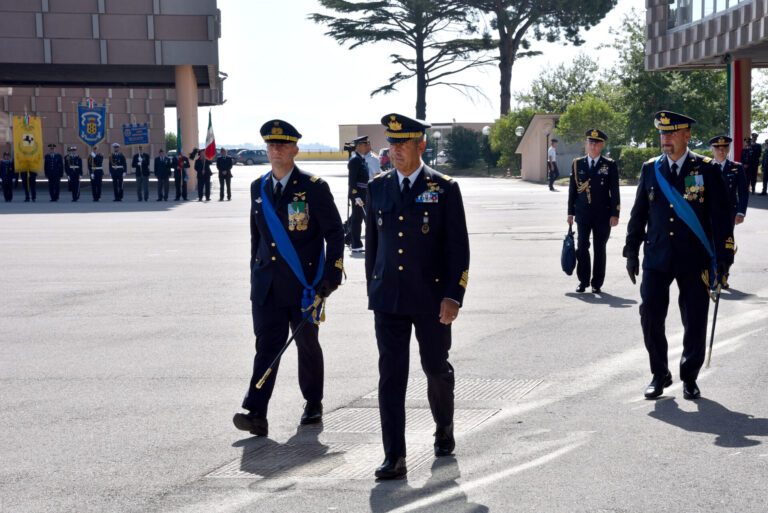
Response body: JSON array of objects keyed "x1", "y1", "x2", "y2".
[{"x1": 205, "y1": 110, "x2": 216, "y2": 160}]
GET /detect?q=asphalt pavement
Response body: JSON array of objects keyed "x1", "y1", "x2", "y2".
[{"x1": 1, "y1": 162, "x2": 767, "y2": 512}]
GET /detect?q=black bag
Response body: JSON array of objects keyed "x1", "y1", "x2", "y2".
[
  {"x1": 561, "y1": 226, "x2": 576, "y2": 275},
  {"x1": 343, "y1": 219, "x2": 352, "y2": 246}
]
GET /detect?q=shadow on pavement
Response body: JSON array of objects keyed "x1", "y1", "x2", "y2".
[
  {"x1": 649, "y1": 398, "x2": 768, "y2": 447},
  {"x1": 718, "y1": 287, "x2": 768, "y2": 304},
  {"x1": 564, "y1": 291, "x2": 637, "y2": 308},
  {"x1": 369, "y1": 457, "x2": 489, "y2": 513}
]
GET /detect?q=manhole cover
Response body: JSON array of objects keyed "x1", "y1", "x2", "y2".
[
  {"x1": 206, "y1": 442, "x2": 432, "y2": 480},
  {"x1": 363, "y1": 378, "x2": 542, "y2": 401},
  {"x1": 320, "y1": 407, "x2": 499, "y2": 434}
]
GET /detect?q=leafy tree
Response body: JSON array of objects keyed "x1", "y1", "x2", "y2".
[
  {"x1": 165, "y1": 132, "x2": 177, "y2": 151},
  {"x1": 466, "y1": 0, "x2": 617, "y2": 116},
  {"x1": 488, "y1": 106, "x2": 535, "y2": 171},
  {"x1": 751, "y1": 69, "x2": 768, "y2": 133},
  {"x1": 444, "y1": 126, "x2": 482, "y2": 168},
  {"x1": 516, "y1": 54, "x2": 600, "y2": 112},
  {"x1": 310, "y1": 0, "x2": 493, "y2": 120},
  {"x1": 555, "y1": 94, "x2": 622, "y2": 144}
]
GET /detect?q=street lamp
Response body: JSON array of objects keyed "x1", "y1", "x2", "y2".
[
  {"x1": 515, "y1": 126, "x2": 524, "y2": 137},
  {"x1": 482, "y1": 126, "x2": 491, "y2": 175},
  {"x1": 433, "y1": 131, "x2": 441, "y2": 167}
]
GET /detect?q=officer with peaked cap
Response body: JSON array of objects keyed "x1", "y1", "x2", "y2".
[
  {"x1": 347, "y1": 135, "x2": 372, "y2": 252},
  {"x1": 709, "y1": 135, "x2": 748, "y2": 226},
  {"x1": 109, "y1": 142, "x2": 127, "y2": 201},
  {"x1": 365, "y1": 113, "x2": 470, "y2": 479},
  {"x1": 233, "y1": 119, "x2": 344, "y2": 437},
  {"x1": 44, "y1": 143, "x2": 64, "y2": 201},
  {"x1": 567, "y1": 129, "x2": 620, "y2": 293},
  {"x1": 623, "y1": 111, "x2": 734, "y2": 401},
  {"x1": 64, "y1": 145, "x2": 83, "y2": 201},
  {"x1": 0, "y1": 151, "x2": 14, "y2": 202},
  {"x1": 87, "y1": 145, "x2": 104, "y2": 201}
]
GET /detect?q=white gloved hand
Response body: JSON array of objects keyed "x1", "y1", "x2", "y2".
[
  {"x1": 355, "y1": 197, "x2": 364, "y2": 207},
  {"x1": 90, "y1": 174, "x2": 94, "y2": 179}
]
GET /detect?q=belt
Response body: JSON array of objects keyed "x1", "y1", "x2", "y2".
[{"x1": 92, "y1": 167, "x2": 103, "y2": 170}]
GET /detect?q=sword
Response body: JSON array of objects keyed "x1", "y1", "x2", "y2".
[
  {"x1": 255, "y1": 296, "x2": 323, "y2": 389},
  {"x1": 705, "y1": 291, "x2": 720, "y2": 369},
  {"x1": 704, "y1": 267, "x2": 726, "y2": 368}
]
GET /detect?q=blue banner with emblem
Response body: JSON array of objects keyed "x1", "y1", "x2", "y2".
[
  {"x1": 76, "y1": 100, "x2": 107, "y2": 147},
  {"x1": 122, "y1": 123, "x2": 149, "y2": 146}
]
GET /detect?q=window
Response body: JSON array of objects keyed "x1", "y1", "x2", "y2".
[{"x1": 668, "y1": 0, "x2": 752, "y2": 30}]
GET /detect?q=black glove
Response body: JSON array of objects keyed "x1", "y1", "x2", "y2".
[
  {"x1": 316, "y1": 279, "x2": 337, "y2": 298},
  {"x1": 626, "y1": 256, "x2": 639, "y2": 285}
]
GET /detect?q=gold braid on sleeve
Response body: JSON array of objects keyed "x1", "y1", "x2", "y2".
[{"x1": 573, "y1": 159, "x2": 591, "y2": 204}]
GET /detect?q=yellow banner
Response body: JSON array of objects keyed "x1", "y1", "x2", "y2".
[{"x1": 12, "y1": 115, "x2": 44, "y2": 172}]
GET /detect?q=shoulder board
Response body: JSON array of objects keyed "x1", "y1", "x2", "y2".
[
  {"x1": 309, "y1": 175, "x2": 320, "y2": 183},
  {"x1": 645, "y1": 157, "x2": 657, "y2": 164},
  {"x1": 373, "y1": 173, "x2": 385, "y2": 180},
  {"x1": 442, "y1": 174, "x2": 452, "y2": 181},
  {"x1": 702, "y1": 156, "x2": 712, "y2": 163},
  {"x1": 602, "y1": 156, "x2": 614, "y2": 162}
]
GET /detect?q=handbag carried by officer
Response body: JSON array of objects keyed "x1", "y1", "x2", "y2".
[
  {"x1": 561, "y1": 226, "x2": 576, "y2": 275},
  {"x1": 343, "y1": 198, "x2": 353, "y2": 246}
]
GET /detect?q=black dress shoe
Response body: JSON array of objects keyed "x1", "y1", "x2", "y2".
[
  {"x1": 300, "y1": 401, "x2": 323, "y2": 425},
  {"x1": 591, "y1": 287, "x2": 601, "y2": 293},
  {"x1": 375, "y1": 456, "x2": 407, "y2": 480},
  {"x1": 434, "y1": 423, "x2": 455, "y2": 457},
  {"x1": 576, "y1": 284, "x2": 587, "y2": 293},
  {"x1": 683, "y1": 381, "x2": 701, "y2": 400},
  {"x1": 232, "y1": 412, "x2": 268, "y2": 436},
  {"x1": 644, "y1": 371, "x2": 673, "y2": 398}
]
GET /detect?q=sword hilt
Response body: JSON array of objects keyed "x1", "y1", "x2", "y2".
[{"x1": 255, "y1": 368, "x2": 272, "y2": 390}]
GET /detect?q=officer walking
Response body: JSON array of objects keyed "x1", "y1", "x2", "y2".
[
  {"x1": 347, "y1": 135, "x2": 372, "y2": 253},
  {"x1": 109, "y1": 143, "x2": 126, "y2": 201},
  {"x1": 567, "y1": 129, "x2": 620, "y2": 293},
  {"x1": 64, "y1": 146, "x2": 83, "y2": 202},
  {"x1": 132, "y1": 146, "x2": 151, "y2": 202},
  {"x1": 0, "y1": 152, "x2": 14, "y2": 202},
  {"x1": 233, "y1": 119, "x2": 344, "y2": 437},
  {"x1": 548, "y1": 138, "x2": 559, "y2": 191},
  {"x1": 44, "y1": 144, "x2": 64, "y2": 201},
  {"x1": 623, "y1": 111, "x2": 734, "y2": 401},
  {"x1": 761, "y1": 139, "x2": 768, "y2": 195},
  {"x1": 365, "y1": 113, "x2": 470, "y2": 479},
  {"x1": 216, "y1": 148, "x2": 234, "y2": 201},
  {"x1": 154, "y1": 149, "x2": 171, "y2": 201},
  {"x1": 709, "y1": 135, "x2": 748, "y2": 226},
  {"x1": 171, "y1": 151, "x2": 189, "y2": 201},
  {"x1": 88, "y1": 145, "x2": 104, "y2": 201}
]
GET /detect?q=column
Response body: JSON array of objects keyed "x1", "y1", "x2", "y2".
[
  {"x1": 729, "y1": 59, "x2": 751, "y2": 161},
  {"x1": 175, "y1": 65, "x2": 198, "y2": 190}
]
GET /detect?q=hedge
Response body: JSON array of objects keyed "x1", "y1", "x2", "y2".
[{"x1": 614, "y1": 147, "x2": 715, "y2": 181}]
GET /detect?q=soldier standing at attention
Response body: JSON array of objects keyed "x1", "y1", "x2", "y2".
[
  {"x1": 64, "y1": 146, "x2": 83, "y2": 202},
  {"x1": 623, "y1": 111, "x2": 734, "y2": 401},
  {"x1": 154, "y1": 149, "x2": 171, "y2": 201},
  {"x1": 44, "y1": 143, "x2": 64, "y2": 202},
  {"x1": 233, "y1": 120, "x2": 344, "y2": 437},
  {"x1": 171, "y1": 152, "x2": 189, "y2": 201},
  {"x1": 1, "y1": 152, "x2": 14, "y2": 202},
  {"x1": 132, "y1": 146, "x2": 151, "y2": 202},
  {"x1": 109, "y1": 143, "x2": 126, "y2": 201},
  {"x1": 567, "y1": 129, "x2": 620, "y2": 294},
  {"x1": 216, "y1": 148, "x2": 234, "y2": 201},
  {"x1": 365, "y1": 113, "x2": 470, "y2": 480},
  {"x1": 709, "y1": 136, "x2": 748, "y2": 226},
  {"x1": 347, "y1": 135, "x2": 372, "y2": 253},
  {"x1": 761, "y1": 140, "x2": 768, "y2": 195},
  {"x1": 193, "y1": 149, "x2": 212, "y2": 201},
  {"x1": 88, "y1": 145, "x2": 104, "y2": 202},
  {"x1": 749, "y1": 132, "x2": 762, "y2": 194}
]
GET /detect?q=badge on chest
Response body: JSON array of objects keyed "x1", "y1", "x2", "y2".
[
  {"x1": 288, "y1": 193, "x2": 309, "y2": 231},
  {"x1": 684, "y1": 173, "x2": 705, "y2": 203}
]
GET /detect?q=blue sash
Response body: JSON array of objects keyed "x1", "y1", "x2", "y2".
[
  {"x1": 260, "y1": 172, "x2": 325, "y2": 310},
  {"x1": 653, "y1": 157, "x2": 718, "y2": 287}
]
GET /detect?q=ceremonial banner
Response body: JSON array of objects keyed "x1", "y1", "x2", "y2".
[
  {"x1": 12, "y1": 114, "x2": 43, "y2": 172},
  {"x1": 205, "y1": 110, "x2": 216, "y2": 160},
  {"x1": 76, "y1": 98, "x2": 107, "y2": 147},
  {"x1": 122, "y1": 123, "x2": 149, "y2": 146}
]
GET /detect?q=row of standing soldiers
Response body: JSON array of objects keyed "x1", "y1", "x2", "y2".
[
  {"x1": 740, "y1": 132, "x2": 768, "y2": 195},
  {"x1": 0, "y1": 145, "x2": 235, "y2": 203}
]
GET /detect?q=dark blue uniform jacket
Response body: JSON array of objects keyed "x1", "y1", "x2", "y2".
[
  {"x1": 154, "y1": 156, "x2": 171, "y2": 178},
  {"x1": 65, "y1": 155, "x2": 82, "y2": 177},
  {"x1": 365, "y1": 165, "x2": 470, "y2": 314},
  {"x1": 625, "y1": 152, "x2": 734, "y2": 273},
  {"x1": 567, "y1": 155, "x2": 620, "y2": 223},
  {"x1": 250, "y1": 166, "x2": 344, "y2": 308},
  {"x1": 44, "y1": 153, "x2": 63, "y2": 179},
  {"x1": 717, "y1": 159, "x2": 748, "y2": 220}
]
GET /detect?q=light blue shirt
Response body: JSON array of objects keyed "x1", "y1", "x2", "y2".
[
  {"x1": 270, "y1": 167, "x2": 293, "y2": 192},
  {"x1": 396, "y1": 163, "x2": 424, "y2": 191}
]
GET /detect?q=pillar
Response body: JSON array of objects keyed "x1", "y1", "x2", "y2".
[
  {"x1": 729, "y1": 59, "x2": 751, "y2": 161},
  {"x1": 175, "y1": 65, "x2": 199, "y2": 191}
]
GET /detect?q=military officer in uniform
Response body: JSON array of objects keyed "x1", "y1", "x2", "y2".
[
  {"x1": 709, "y1": 135, "x2": 748, "y2": 226},
  {"x1": 171, "y1": 152, "x2": 189, "y2": 201},
  {"x1": 1, "y1": 152, "x2": 14, "y2": 202},
  {"x1": 132, "y1": 146, "x2": 151, "y2": 202},
  {"x1": 88, "y1": 145, "x2": 104, "y2": 201},
  {"x1": 193, "y1": 149, "x2": 213, "y2": 201},
  {"x1": 154, "y1": 149, "x2": 171, "y2": 201},
  {"x1": 64, "y1": 146, "x2": 83, "y2": 202},
  {"x1": 347, "y1": 135, "x2": 372, "y2": 253},
  {"x1": 761, "y1": 140, "x2": 768, "y2": 195},
  {"x1": 216, "y1": 148, "x2": 234, "y2": 201},
  {"x1": 44, "y1": 144, "x2": 64, "y2": 201},
  {"x1": 749, "y1": 132, "x2": 762, "y2": 194},
  {"x1": 233, "y1": 120, "x2": 344, "y2": 437},
  {"x1": 365, "y1": 113, "x2": 470, "y2": 479},
  {"x1": 623, "y1": 111, "x2": 734, "y2": 401},
  {"x1": 567, "y1": 129, "x2": 620, "y2": 293},
  {"x1": 109, "y1": 143, "x2": 126, "y2": 201}
]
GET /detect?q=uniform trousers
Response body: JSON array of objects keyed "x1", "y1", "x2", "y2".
[
  {"x1": 157, "y1": 177, "x2": 170, "y2": 200},
  {"x1": 174, "y1": 171, "x2": 187, "y2": 200},
  {"x1": 111, "y1": 172, "x2": 124, "y2": 200},
  {"x1": 349, "y1": 203, "x2": 365, "y2": 248},
  {"x1": 70, "y1": 175, "x2": 80, "y2": 201},
  {"x1": 197, "y1": 175, "x2": 211, "y2": 200},
  {"x1": 219, "y1": 175, "x2": 231, "y2": 200},
  {"x1": 48, "y1": 177, "x2": 61, "y2": 200},
  {"x1": 747, "y1": 165, "x2": 758, "y2": 193},
  {"x1": 91, "y1": 174, "x2": 103, "y2": 200},
  {"x1": 548, "y1": 163, "x2": 559, "y2": 188},
  {"x1": 136, "y1": 174, "x2": 149, "y2": 201},
  {"x1": 23, "y1": 173, "x2": 37, "y2": 200},
  {"x1": 375, "y1": 311, "x2": 454, "y2": 459},
  {"x1": 242, "y1": 296, "x2": 324, "y2": 416},
  {"x1": 576, "y1": 219, "x2": 611, "y2": 288},
  {"x1": 640, "y1": 269, "x2": 710, "y2": 382},
  {"x1": 1, "y1": 176, "x2": 13, "y2": 201}
]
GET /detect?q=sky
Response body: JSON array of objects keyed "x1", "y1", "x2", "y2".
[{"x1": 167, "y1": 0, "x2": 636, "y2": 149}]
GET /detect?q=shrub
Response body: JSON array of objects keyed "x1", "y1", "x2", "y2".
[{"x1": 445, "y1": 126, "x2": 481, "y2": 169}]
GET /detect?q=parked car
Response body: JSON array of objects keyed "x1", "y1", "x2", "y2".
[
  {"x1": 379, "y1": 148, "x2": 391, "y2": 170},
  {"x1": 436, "y1": 150, "x2": 448, "y2": 165},
  {"x1": 236, "y1": 149, "x2": 269, "y2": 165}
]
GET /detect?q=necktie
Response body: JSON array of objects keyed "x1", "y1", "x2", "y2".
[
  {"x1": 274, "y1": 181, "x2": 283, "y2": 203},
  {"x1": 402, "y1": 177, "x2": 411, "y2": 196},
  {"x1": 672, "y1": 163, "x2": 679, "y2": 176},
  {"x1": 589, "y1": 159, "x2": 596, "y2": 171}
]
